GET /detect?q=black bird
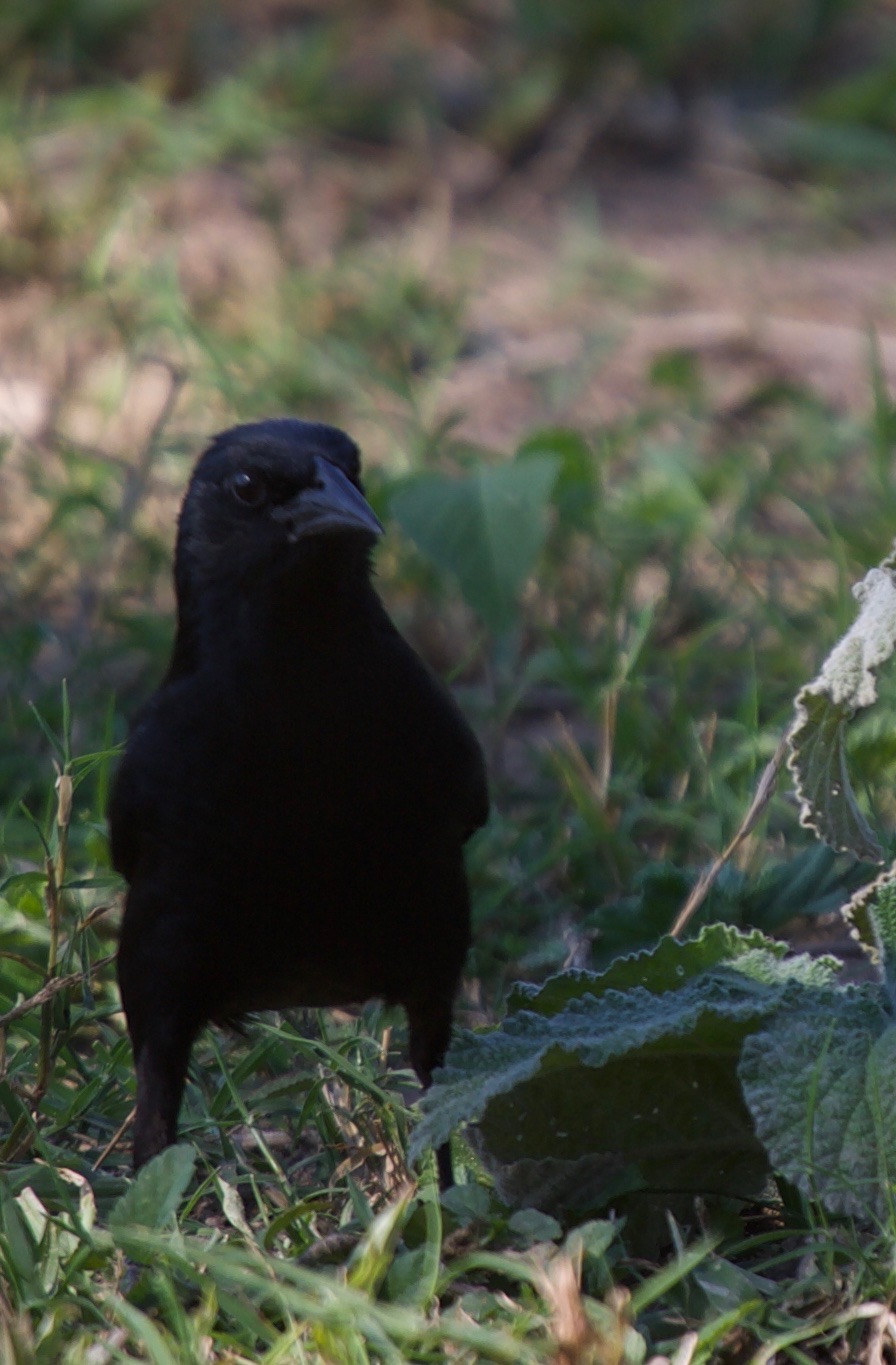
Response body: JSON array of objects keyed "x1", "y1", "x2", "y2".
[{"x1": 109, "y1": 419, "x2": 488, "y2": 1178}]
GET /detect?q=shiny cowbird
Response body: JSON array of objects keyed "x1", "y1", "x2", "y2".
[{"x1": 109, "y1": 420, "x2": 488, "y2": 1177}]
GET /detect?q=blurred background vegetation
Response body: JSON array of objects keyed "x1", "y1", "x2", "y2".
[
  {"x1": 6, "y1": 0, "x2": 896, "y2": 974},
  {"x1": 5, "y1": 2, "x2": 896, "y2": 1358},
  {"x1": 2, "y1": 0, "x2": 896, "y2": 998}
]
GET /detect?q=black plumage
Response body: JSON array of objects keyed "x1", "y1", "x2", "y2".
[{"x1": 109, "y1": 419, "x2": 488, "y2": 1175}]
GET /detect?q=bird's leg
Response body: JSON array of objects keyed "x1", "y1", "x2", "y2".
[
  {"x1": 129, "y1": 1016, "x2": 197, "y2": 1169},
  {"x1": 118, "y1": 904, "x2": 206, "y2": 1169},
  {"x1": 405, "y1": 996, "x2": 455, "y2": 1189},
  {"x1": 435, "y1": 1133, "x2": 454, "y2": 1191}
]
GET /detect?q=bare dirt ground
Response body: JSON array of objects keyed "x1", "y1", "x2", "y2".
[
  {"x1": 5, "y1": 139, "x2": 896, "y2": 458},
  {"x1": 444, "y1": 157, "x2": 896, "y2": 451},
  {"x1": 600, "y1": 171, "x2": 896, "y2": 408}
]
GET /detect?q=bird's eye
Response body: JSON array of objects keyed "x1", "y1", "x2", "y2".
[{"x1": 229, "y1": 471, "x2": 267, "y2": 508}]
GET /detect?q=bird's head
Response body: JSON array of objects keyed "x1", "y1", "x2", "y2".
[
  {"x1": 174, "y1": 419, "x2": 383, "y2": 599},
  {"x1": 168, "y1": 421, "x2": 385, "y2": 671}
]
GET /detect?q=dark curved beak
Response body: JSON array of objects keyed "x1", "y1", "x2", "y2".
[{"x1": 274, "y1": 458, "x2": 384, "y2": 543}]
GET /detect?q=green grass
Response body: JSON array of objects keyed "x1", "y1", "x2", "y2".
[{"x1": 6, "y1": 7, "x2": 896, "y2": 1360}]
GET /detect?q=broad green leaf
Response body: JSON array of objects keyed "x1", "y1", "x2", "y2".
[
  {"x1": 440, "y1": 1182, "x2": 490, "y2": 1225},
  {"x1": 688, "y1": 1254, "x2": 776, "y2": 1317},
  {"x1": 345, "y1": 1185, "x2": 414, "y2": 1298},
  {"x1": 108, "y1": 1144, "x2": 196, "y2": 1230},
  {"x1": 788, "y1": 563, "x2": 896, "y2": 861},
  {"x1": 410, "y1": 1172, "x2": 443, "y2": 1309},
  {"x1": 516, "y1": 427, "x2": 600, "y2": 534},
  {"x1": 739, "y1": 993, "x2": 894, "y2": 1218},
  {"x1": 506, "y1": 1208, "x2": 562, "y2": 1243},
  {"x1": 415, "y1": 934, "x2": 840, "y2": 1233},
  {"x1": 477, "y1": 1151, "x2": 645, "y2": 1225},
  {"x1": 605, "y1": 443, "x2": 708, "y2": 552},
  {"x1": 416, "y1": 978, "x2": 762, "y2": 1155},
  {"x1": 56, "y1": 1166, "x2": 97, "y2": 1235},
  {"x1": 0, "y1": 1184, "x2": 39, "y2": 1287},
  {"x1": 389, "y1": 457, "x2": 559, "y2": 633},
  {"x1": 14, "y1": 1186, "x2": 81, "y2": 1296},
  {"x1": 386, "y1": 1247, "x2": 433, "y2": 1307},
  {"x1": 565, "y1": 1218, "x2": 617, "y2": 1256},
  {"x1": 507, "y1": 924, "x2": 793, "y2": 1015}
]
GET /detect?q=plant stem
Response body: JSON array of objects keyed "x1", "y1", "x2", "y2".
[{"x1": 35, "y1": 765, "x2": 72, "y2": 1101}]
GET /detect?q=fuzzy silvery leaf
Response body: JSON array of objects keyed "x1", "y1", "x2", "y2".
[
  {"x1": 843, "y1": 863, "x2": 896, "y2": 990},
  {"x1": 788, "y1": 564, "x2": 896, "y2": 861}
]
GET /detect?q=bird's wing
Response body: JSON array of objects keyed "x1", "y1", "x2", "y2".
[
  {"x1": 108, "y1": 680, "x2": 211, "y2": 883},
  {"x1": 108, "y1": 726, "x2": 153, "y2": 883},
  {"x1": 372, "y1": 620, "x2": 489, "y2": 843}
]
